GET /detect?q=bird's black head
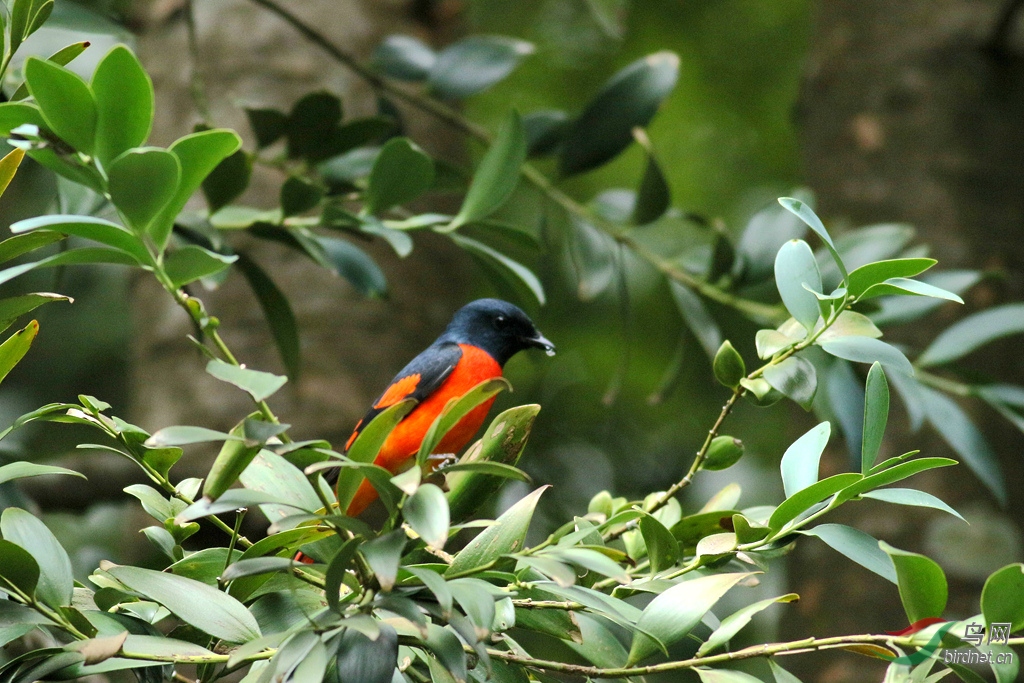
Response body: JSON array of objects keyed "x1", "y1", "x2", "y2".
[{"x1": 440, "y1": 298, "x2": 555, "y2": 366}]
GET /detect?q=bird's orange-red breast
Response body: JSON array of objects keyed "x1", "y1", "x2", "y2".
[{"x1": 329, "y1": 298, "x2": 555, "y2": 517}]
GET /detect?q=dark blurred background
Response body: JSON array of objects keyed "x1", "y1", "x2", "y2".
[{"x1": 1, "y1": 1, "x2": 1023, "y2": 681}]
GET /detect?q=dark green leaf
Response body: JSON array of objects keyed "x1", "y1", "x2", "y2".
[
  {"x1": 105, "y1": 565, "x2": 261, "y2": 642},
  {"x1": 108, "y1": 149, "x2": 181, "y2": 232},
  {"x1": 780, "y1": 421, "x2": 830, "y2": 498},
  {"x1": 630, "y1": 129, "x2": 670, "y2": 224},
  {"x1": 236, "y1": 254, "x2": 301, "y2": 379},
  {"x1": 638, "y1": 514, "x2": 679, "y2": 573},
  {"x1": 800, "y1": 524, "x2": 896, "y2": 583},
  {"x1": 404, "y1": 483, "x2": 450, "y2": 550},
  {"x1": 819, "y1": 336, "x2": 913, "y2": 376},
  {"x1": 372, "y1": 35, "x2": 436, "y2": 81},
  {"x1": 627, "y1": 572, "x2": 751, "y2": 665},
  {"x1": 429, "y1": 36, "x2": 534, "y2": 99},
  {"x1": 90, "y1": 45, "x2": 154, "y2": 165},
  {"x1": 285, "y1": 91, "x2": 342, "y2": 161},
  {"x1": 24, "y1": 57, "x2": 96, "y2": 153},
  {"x1": 712, "y1": 342, "x2": 745, "y2": 390},
  {"x1": 446, "y1": 486, "x2": 547, "y2": 576},
  {"x1": 848, "y1": 258, "x2": 936, "y2": 298},
  {"x1": 220, "y1": 557, "x2": 296, "y2": 582},
  {"x1": 0, "y1": 462, "x2": 84, "y2": 486},
  {"x1": 763, "y1": 355, "x2": 817, "y2": 410},
  {"x1": 981, "y1": 564, "x2": 1024, "y2": 632},
  {"x1": 523, "y1": 110, "x2": 568, "y2": 157},
  {"x1": 169, "y1": 548, "x2": 242, "y2": 584},
  {"x1": 449, "y1": 233, "x2": 545, "y2": 306},
  {"x1": 364, "y1": 137, "x2": 434, "y2": 215},
  {"x1": 774, "y1": 239, "x2": 821, "y2": 331},
  {"x1": 449, "y1": 110, "x2": 526, "y2": 229},
  {"x1": 280, "y1": 175, "x2": 324, "y2": 217},
  {"x1": 316, "y1": 236, "x2": 387, "y2": 297},
  {"x1": 777, "y1": 197, "x2": 848, "y2": 283},
  {"x1": 918, "y1": 303, "x2": 1024, "y2": 368},
  {"x1": 164, "y1": 245, "x2": 237, "y2": 288},
  {"x1": 880, "y1": 542, "x2": 947, "y2": 623},
  {"x1": 151, "y1": 129, "x2": 243, "y2": 249},
  {"x1": 424, "y1": 624, "x2": 466, "y2": 683},
  {"x1": 0, "y1": 508, "x2": 71, "y2": 607},
  {"x1": 0, "y1": 294, "x2": 68, "y2": 336},
  {"x1": 0, "y1": 539, "x2": 39, "y2": 597},
  {"x1": 245, "y1": 108, "x2": 288, "y2": 148},
  {"x1": 202, "y1": 150, "x2": 252, "y2": 214},
  {"x1": 560, "y1": 52, "x2": 680, "y2": 176},
  {"x1": 360, "y1": 530, "x2": 406, "y2": 592},
  {"x1": 0, "y1": 230, "x2": 64, "y2": 265},
  {"x1": 569, "y1": 215, "x2": 615, "y2": 301},
  {"x1": 861, "y1": 362, "x2": 888, "y2": 473},
  {"x1": 860, "y1": 277, "x2": 964, "y2": 303},
  {"x1": 836, "y1": 457, "x2": 956, "y2": 503},
  {"x1": 334, "y1": 625, "x2": 397, "y2": 683}
]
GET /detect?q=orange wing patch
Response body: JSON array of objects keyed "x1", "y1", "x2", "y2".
[
  {"x1": 344, "y1": 419, "x2": 363, "y2": 451},
  {"x1": 374, "y1": 374, "x2": 421, "y2": 409}
]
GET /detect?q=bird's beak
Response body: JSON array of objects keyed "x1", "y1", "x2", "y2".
[{"x1": 525, "y1": 333, "x2": 556, "y2": 356}]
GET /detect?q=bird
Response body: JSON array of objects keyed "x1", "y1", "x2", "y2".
[{"x1": 327, "y1": 298, "x2": 555, "y2": 517}]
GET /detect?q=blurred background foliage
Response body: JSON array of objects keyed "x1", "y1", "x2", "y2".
[{"x1": 0, "y1": 1, "x2": 1022, "y2": 680}]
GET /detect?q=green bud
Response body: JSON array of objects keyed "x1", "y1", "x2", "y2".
[
  {"x1": 203, "y1": 414, "x2": 263, "y2": 500},
  {"x1": 704, "y1": 435, "x2": 744, "y2": 471},
  {"x1": 740, "y1": 377, "x2": 783, "y2": 406},
  {"x1": 713, "y1": 340, "x2": 746, "y2": 388}
]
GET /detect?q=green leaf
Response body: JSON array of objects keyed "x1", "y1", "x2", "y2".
[
  {"x1": 777, "y1": 197, "x2": 848, "y2": 283},
  {"x1": 336, "y1": 399, "x2": 416, "y2": 512},
  {"x1": 768, "y1": 473, "x2": 862, "y2": 532},
  {"x1": 177, "y1": 489, "x2": 298, "y2": 523},
  {"x1": 697, "y1": 593, "x2": 799, "y2": 655},
  {"x1": 918, "y1": 385, "x2": 1006, "y2": 506},
  {"x1": 108, "y1": 149, "x2": 181, "y2": 232},
  {"x1": 236, "y1": 255, "x2": 300, "y2": 379},
  {"x1": 523, "y1": 109, "x2": 568, "y2": 157},
  {"x1": 417, "y1": 377, "x2": 509, "y2": 466},
  {"x1": 0, "y1": 539, "x2": 39, "y2": 597},
  {"x1": 670, "y1": 281, "x2": 722, "y2": 360},
  {"x1": 404, "y1": 483, "x2": 450, "y2": 550},
  {"x1": 0, "y1": 320, "x2": 38, "y2": 384},
  {"x1": 164, "y1": 245, "x2": 237, "y2": 288},
  {"x1": 0, "y1": 230, "x2": 64, "y2": 265},
  {"x1": 769, "y1": 659, "x2": 804, "y2": 683},
  {"x1": 446, "y1": 404, "x2": 540, "y2": 522},
  {"x1": 871, "y1": 270, "x2": 977, "y2": 325},
  {"x1": 712, "y1": 340, "x2": 745, "y2": 389},
  {"x1": 0, "y1": 293, "x2": 69, "y2": 335},
  {"x1": 440, "y1": 461, "x2": 531, "y2": 482},
  {"x1": 862, "y1": 362, "x2": 889, "y2": 473},
  {"x1": 774, "y1": 239, "x2": 822, "y2": 331},
  {"x1": 836, "y1": 457, "x2": 956, "y2": 504},
  {"x1": 816, "y1": 310, "x2": 882, "y2": 343},
  {"x1": 284, "y1": 91, "x2": 342, "y2": 161},
  {"x1": 169, "y1": 548, "x2": 243, "y2": 584},
  {"x1": 0, "y1": 248, "x2": 139, "y2": 288},
  {"x1": 24, "y1": 57, "x2": 96, "y2": 153},
  {"x1": 11, "y1": 215, "x2": 150, "y2": 265},
  {"x1": 763, "y1": 355, "x2": 817, "y2": 410},
  {"x1": 800, "y1": 524, "x2": 896, "y2": 583},
  {"x1": 0, "y1": 147, "x2": 24, "y2": 199},
  {"x1": 91, "y1": 45, "x2": 154, "y2": 166},
  {"x1": 372, "y1": 35, "x2": 437, "y2": 81},
  {"x1": 848, "y1": 258, "x2": 936, "y2": 298},
  {"x1": 364, "y1": 137, "x2": 434, "y2": 215},
  {"x1": 105, "y1": 565, "x2": 261, "y2": 642},
  {"x1": 360, "y1": 530, "x2": 406, "y2": 592},
  {"x1": 696, "y1": 668, "x2": 769, "y2": 683},
  {"x1": 0, "y1": 508, "x2": 72, "y2": 608},
  {"x1": 316, "y1": 235, "x2": 388, "y2": 297},
  {"x1": 245, "y1": 108, "x2": 289, "y2": 148},
  {"x1": 918, "y1": 303, "x2": 1024, "y2": 368},
  {"x1": 205, "y1": 360, "x2": 286, "y2": 403},
  {"x1": 860, "y1": 277, "x2": 964, "y2": 303},
  {"x1": 202, "y1": 150, "x2": 252, "y2": 214},
  {"x1": 880, "y1": 542, "x2": 947, "y2": 624},
  {"x1": 861, "y1": 488, "x2": 963, "y2": 521},
  {"x1": 0, "y1": 462, "x2": 84, "y2": 486},
  {"x1": 981, "y1": 564, "x2": 1024, "y2": 632},
  {"x1": 429, "y1": 36, "x2": 534, "y2": 99},
  {"x1": 704, "y1": 436, "x2": 745, "y2": 471},
  {"x1": 736, "y1": 193, "x2": 810, "y2": 283},
  {"x1": 145, "y1": 426, "x2": 242, "y2": 447},
  {"x1": 26, "y1": 0, "x2": 53, "y2": 37},
  {"x1": 819, "y1": 336, "x2": 914, "y2": 376},
  {"x1": 446, "y1": 486, "x2": 548, "y2": 576},
  {"x1": 560, "y1": 52, "x2": 680, "y2": 176},
  {"x1": 780, "y1": 421, "x2": 830, "y2": 498},
  {"x1": 449, "y1": 110, "x2": 526, "y2": 229},
  {"x1": 220, "y1": 557, "x2": 296, "y2": 582},
  {"x1": 449, "y1": 233, "x2": 545, "y2": 306},
  {"x1": 638, "y1": 513, "x2": 679, "y2": 573},
  {"x1": 631, "y1": 130, "x2": 670, "y2": 224},
  {"x1": 627, "y1": 572, "x2": 751, "y2": 665},
  {"x1": 239, "y1": 451, "x2": 322, "y2": 522},
  {"x1": 279, "y1": 175, "x2": 323, "y2": 217},
  {"x1": 151, "y1": 130, "x2": 243, "y2": 250}
]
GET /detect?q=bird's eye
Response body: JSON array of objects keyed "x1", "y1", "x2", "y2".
[{"x1": 494, "y1": 315, "x2": 509, "y2": 329}]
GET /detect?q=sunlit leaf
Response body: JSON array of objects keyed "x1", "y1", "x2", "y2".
[
  {"x1": 446, "y1": 486, "x2": 548, "y2": 576},
  {"x1": 780, "y1": 421, "x2": 830, "y2": 498}
]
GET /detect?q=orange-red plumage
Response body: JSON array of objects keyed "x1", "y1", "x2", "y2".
[{"x1": 346, "y1": 344, "x2": 501, "y2": 515}]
